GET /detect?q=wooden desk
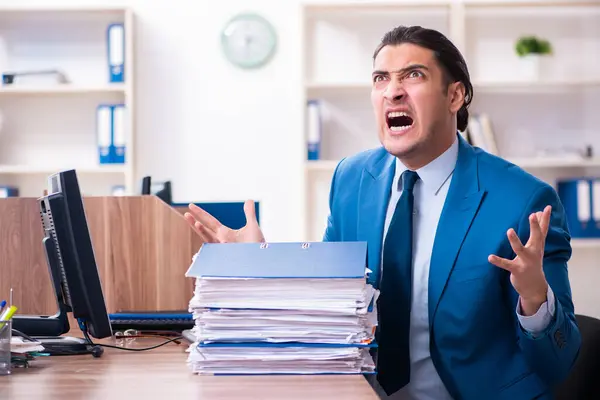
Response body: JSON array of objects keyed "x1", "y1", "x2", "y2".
[{"x1": 0, "y1": 336, "x2": 378, "y2": 399}]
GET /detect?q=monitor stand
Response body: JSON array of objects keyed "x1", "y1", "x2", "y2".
[
  {"x1": 12, "y1": 236, "x2": 101, "y2": 357},
  {"x1": 31, "y1": 336, "x2": 90, "y2": 354}
]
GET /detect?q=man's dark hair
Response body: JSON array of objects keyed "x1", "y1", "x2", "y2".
[{"x1": 373, "y1": 25, "x2": 473, "y2": 132}]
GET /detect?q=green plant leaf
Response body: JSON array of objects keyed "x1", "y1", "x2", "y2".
[{"x1": 515, "y1": 35, "x2": 552, "y2": 56}]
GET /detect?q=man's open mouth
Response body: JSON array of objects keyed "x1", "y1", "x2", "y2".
[{"x1": 386, "y1": 111, "x2": 414, "y2": 132}]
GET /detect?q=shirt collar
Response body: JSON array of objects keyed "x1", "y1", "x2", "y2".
[{"x1": 394, "y1": 135, "x2": 459, "y2": 195}]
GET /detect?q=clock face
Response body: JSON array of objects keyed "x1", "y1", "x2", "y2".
[{"x1": 221, "y1": 13, "x2": 277, "y2": 69}]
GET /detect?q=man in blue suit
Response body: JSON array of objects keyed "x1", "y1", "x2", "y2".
[{"x1": 184, "y1": 25, "x2": 580, "y2": 400}]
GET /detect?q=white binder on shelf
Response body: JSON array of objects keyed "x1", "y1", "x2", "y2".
[
  {"x1": 96, "y1": 104, "x2": 112, "y2": 164},
  {"x1": 107, "y1": 23, "x2": 125, "y2": 83},
  {"x1": 306, "y1": 100, "x2": 321, "y2": 161},
  {"x1": 112, "y1": 104, "x2": 126, "y2": 164}
]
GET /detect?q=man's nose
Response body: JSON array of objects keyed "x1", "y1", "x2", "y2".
[{"x1": 383, "y1": 80, "x2": 406, "y2": 102}]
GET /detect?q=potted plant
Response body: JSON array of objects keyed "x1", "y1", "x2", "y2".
[{"x1": 515, "y1": 35, "x2": 553, "y2": 81}]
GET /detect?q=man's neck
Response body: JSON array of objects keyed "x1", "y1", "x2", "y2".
[{"x1": 400, "y1": 134, "x2": 456, "y2": 171}]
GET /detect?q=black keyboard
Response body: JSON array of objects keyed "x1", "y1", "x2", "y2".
[{"x1": 109, "y1": 312, "x2": 194, "y2": 332}]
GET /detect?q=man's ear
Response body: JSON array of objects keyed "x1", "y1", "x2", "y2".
[{"x1": 448, "y1": 81, "x2": 465, "y2": 114}]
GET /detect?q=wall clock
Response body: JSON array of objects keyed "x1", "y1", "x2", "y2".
[{"x1": 221, "y1": 13, "x2": 277, "y2": 69}]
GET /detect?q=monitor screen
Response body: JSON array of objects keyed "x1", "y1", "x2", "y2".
[{"x1": 39, "y1": 169, "x2": 112, "y2": 339}]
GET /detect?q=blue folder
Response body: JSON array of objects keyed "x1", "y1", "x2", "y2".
[{"x1": 185, "y1": 241, "x2": 368, "y2": 279}]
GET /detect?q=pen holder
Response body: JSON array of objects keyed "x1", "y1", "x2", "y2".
[{"x1": 0, "y1": 320, "x2": 11, "y2": 376}]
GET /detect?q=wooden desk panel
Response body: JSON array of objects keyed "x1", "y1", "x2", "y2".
[
  {"x1": 0, "y1": 196, "x2": 202, "y2": 315},
  {"x1": 0, "y1": 337, "x2": 378, "y2": 399}
]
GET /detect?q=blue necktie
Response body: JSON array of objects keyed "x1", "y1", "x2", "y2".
[{"x1": 377, "y1": 169, "x2": 419, "y2": 395}]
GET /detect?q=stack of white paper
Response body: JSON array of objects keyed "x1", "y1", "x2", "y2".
[{"x1": 184, "y1": 241, "x2": 378, "y2": 375}]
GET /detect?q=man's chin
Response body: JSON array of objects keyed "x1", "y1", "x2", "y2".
[{"x1": 382, "y1": 138, "x2": 419, "y2": 159}]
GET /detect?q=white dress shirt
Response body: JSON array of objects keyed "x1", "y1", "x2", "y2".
[{"x1": 378, "y1": 137, "x2": 556, "y2": 399}]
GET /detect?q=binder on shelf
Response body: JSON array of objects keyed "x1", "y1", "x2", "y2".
[
  {"x1": 107, "y1": 23, "x2": 125, "y2": 83},
  {"x1": 557, "y1": 177, "x2": 600, "y2": 238},
  {"x1": 96, "y1": 104, "x2": 112, "y2": 164},
  {"x1": 467, "y1": 114, "x2": 498, "y2": 155},
  {"x1": 112, "y1": 104, "x2": 126, "y2": 164},
  {"x1": 307, "y1": 100, "x2": 321, "y2": 161},
  {"x1": 0, "y1": 186, "x2": 18, "y2": 197}
]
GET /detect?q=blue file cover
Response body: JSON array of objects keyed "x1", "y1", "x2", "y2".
[
  {"x1": 107, "y1": 23, "x2": 125, "y2": 83},
  {"x1": 186, "y1": 241, "x2": 368, "y2": 279}
]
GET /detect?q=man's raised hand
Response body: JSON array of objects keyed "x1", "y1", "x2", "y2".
[
  {"x1": 184, "y1": 200, "x2": 265, "y2": 244},
  {"x1": 488, "y1": 205, "x2": 552, "y2": 315}
]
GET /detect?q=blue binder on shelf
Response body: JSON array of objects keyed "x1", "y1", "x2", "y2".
[
  {"x1": 107, "y1": 23, "x2": 125, "y2": 83},
  {"x1": 306, "y1": 99, "x2": 321, "y2": 161},
  {"x1": 96, "y1": 104, "x2": 112, "y2": 164},
  {"x1": 0, "y1": 186, "x2": 18, "y2": 197},
  {"x1": 96, "y1": 104, "x2": 126, "y2": 164},
  {"x1": 111, "y1": 104, "x2": 126, "y2": 164},
  {"x1": 557, "y1": 177, "x2": 600, "y2": 238}
]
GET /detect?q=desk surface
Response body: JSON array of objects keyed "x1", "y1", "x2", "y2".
[{"x1": 0, "y1": 336, "x2": 378, "y2": 399}]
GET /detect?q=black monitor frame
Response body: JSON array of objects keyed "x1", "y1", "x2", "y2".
[
  {"x1": 140, "y1": 175, "x2": 172, "y2": 205},
  {"x1": 12, "y1": 169, "x2": 112, "y2": 357}
]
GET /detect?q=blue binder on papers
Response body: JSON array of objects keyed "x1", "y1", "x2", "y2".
[
  {"x1": 185, "y1": 241, "x2": 368, "y2": 280},
  {"x1": 107, "y1": 23, "x2": 125, "y2": 83},
  {"x1": 111, "y1": 104, "x2": 126, "y2": 163},
  {"x1": 96, "y1": 104, "x2": 112, "y2": 164}
]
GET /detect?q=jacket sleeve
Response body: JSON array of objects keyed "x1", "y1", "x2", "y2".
[
  {"x1": 510, "y1": 183, "x2": 581, "y2": 386},
  {"x1": 322, "y1": 158, "x2": 346, "y2": 243}
]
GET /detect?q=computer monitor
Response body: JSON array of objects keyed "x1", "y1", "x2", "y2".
[
  {"x1": 141, "y1": 175, "x2": 172, "y2": 205},
  {"x1": 12, "y1": 169, "x2": 112, "y2": 357}
]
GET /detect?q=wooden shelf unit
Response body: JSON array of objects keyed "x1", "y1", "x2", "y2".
[{"x1": 0, "y1": 6, "x2": 136, "y2": 197}]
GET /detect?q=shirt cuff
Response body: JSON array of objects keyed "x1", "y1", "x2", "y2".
[{"x1": 516, "y1": 285, "x2": 556, "y2": 336}]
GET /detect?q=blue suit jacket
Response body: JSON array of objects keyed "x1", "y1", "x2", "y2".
[{"x1": 323, "y1": 135, "x2": 581, "y2": 399}]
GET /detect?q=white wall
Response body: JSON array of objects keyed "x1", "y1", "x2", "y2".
[{"x1": 130, "y1": 0, "x2": 306, "y2": 242}]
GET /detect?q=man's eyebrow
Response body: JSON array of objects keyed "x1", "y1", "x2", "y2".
[{"x1": 372, "y1": 64, "x2": 429, "y2": 76}]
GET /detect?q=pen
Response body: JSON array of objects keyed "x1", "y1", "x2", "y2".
[
  {"x1": 0, "y1": 305, "x2": 18, "y2": 333},
  {"x1": 0, "y1": 301, "x2": 6, "y2": 315}
]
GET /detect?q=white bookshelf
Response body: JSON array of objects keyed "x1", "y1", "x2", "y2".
[
  {"x1": 0, "y1": 7, "x2": 136, "y2": 197},
  {"x1": 0, "y1": 84, "x2": 126, "y2": 95},
  {"x1": 301, "y1": 0, "x2": 600, "y2": 246}
]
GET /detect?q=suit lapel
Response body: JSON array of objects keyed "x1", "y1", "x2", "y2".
[
  {"x1": 429, "y1": 137, "x2": 487, "y2": 327},
  {"x1": 357, "y1": 149, "x2": 395, "y2": 289}
]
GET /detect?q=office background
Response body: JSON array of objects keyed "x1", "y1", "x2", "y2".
[{"x1": 0, "y1": 0, "x2": 599, "y2": 318}]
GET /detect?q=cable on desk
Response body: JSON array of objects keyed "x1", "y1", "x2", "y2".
[
  {"x1": 80, "y1": 319, "x2": 183, "y2": 352},
  {"x1": 11, "y1": 329, "x2": 39, "y2": 342}
]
